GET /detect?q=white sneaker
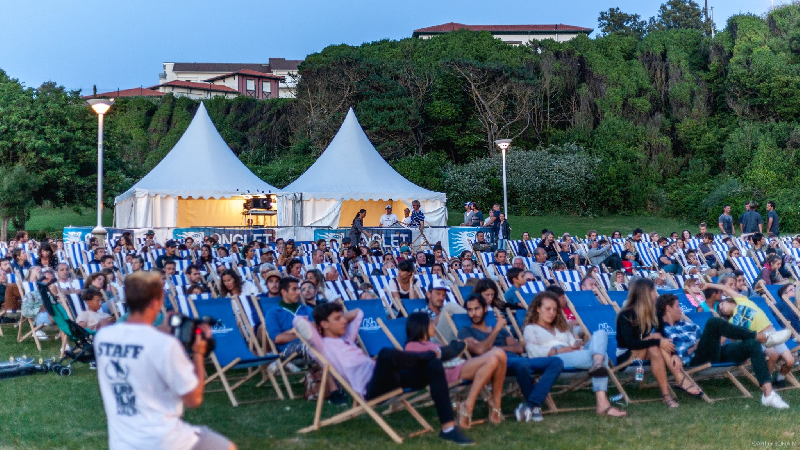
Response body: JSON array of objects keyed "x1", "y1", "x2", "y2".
[
  {"x1": 762, "y1": 391, "x2": 790, "y2": 409},
  {"x1": 765, "y1": 330, "x2": 791, "y2": 348},
  {"x1": 35, "y1": 330, "x2": 48, "y2": 340},
  {"x1": 286, "y1": 362, "x2": 301, "y2": 373},
  {"x1": 514, "y1": 403, "x2": 531, "y2": 422}
]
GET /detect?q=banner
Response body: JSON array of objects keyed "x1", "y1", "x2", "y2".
[
  {"x1": 63, "y1": 227, "x2": 130, "y2": 244},
  {"x1": 313, "y1": 227, "x2": 413, "y2": 248},
  {"x1": 172, "y1": 227, "x2": 276, "y2": 245},
  {"x1": 447, "y1": 227, "x2": 493, "y2": 258}
]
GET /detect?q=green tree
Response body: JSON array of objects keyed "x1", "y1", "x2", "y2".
[{"x1": 598, "y1": 7, "x2": 648, "y2": 38}]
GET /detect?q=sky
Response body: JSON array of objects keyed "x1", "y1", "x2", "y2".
[{"x1": 0, "y1": 0, "x2": 785, "y2": 94}]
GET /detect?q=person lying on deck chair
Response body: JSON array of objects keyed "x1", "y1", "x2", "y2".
[{"x1": 293, "y1": 302, "x2": 475, "y2": 445}]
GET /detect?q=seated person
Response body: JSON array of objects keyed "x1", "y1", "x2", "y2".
[
  {"x1": 263, "y1": 277, "x2": 314, "y2": 358},
  {"x1": 388, "y1": 260, "x2": 424, "y2": 304},
  {"x1": 650, "y1": 271, "x2": 678, "y2": 290},
  {"x1": 776, "y1": 283, "x2": 800, "y2": 340},
  {"x1": 723, "y1": 247, "x2": 741, "y2": 272},
  {"x1": 609, "y1": 270, "x2": 628, "y2": 291},
  {"x1": 733, "y1": 270, "x2": 757, "y2": 298},
  {"x1": 620, "y1": 239, "x2": 641, "y2": 268},
  {"x1": 747, "y1": 233, "x2": 768, "y2": 266},
  {"x1": 405, "y1": 312, "x2": 505, "y2": 428},
  {"x1": 537, "y1": 232, "x2": 558, "y2": 261},
  {"x1": 504, "y1": 267, "x2": 526, "y2": 304},
  {"x1": 260, "y1": 268, "x2": 282, "y2": 297},
  {"x1": 760, "y1": 255, "x2": 790, "y2": 286},
  {"x1": 77, "y1": 287, "x2": 115, "y2": 331},
  {"x1": 580, "y1": 277, "x2": 598, "y2": 291},
  {"x1": 458, "y1": 294, "x2": 564, "y2": 423},
  {"x1": 300, "y1": 281, "x2": 322, "y2": 307},
  {"x1": 86, "y1": 247, "x2": 105, "y2": 266},
  {"x1": 586, "y1": 239, "x2": 622, "y2": 271},
  {"x1": 485, "y1": 250, "x2": 509, "y2": 281},
  {"x1": 657, "y1": 293, "x2": 790, "y2": 408},
  {"x1": 557, "y1": 242, "x2": 580, "y2": 269},
  {"x1": 294, "y1": 303, "x2": 474, "y2": 444},
  {"x1": 697, "y1": 233, "x2": 719, "y2": 268},
  {"x1": 657, "y1": 244, "x2": 682, "y2": 275},
  {"x1": 523, "y1": 291, "x2": 626, "y2": 417},
  {"x1": 183, "y1": 264, "x2": 208, "y2": 293},
  {"x1": 529, "y1": 248, "x2": 553, "y2": 282},
  {"x1": 415, "y1": 251, "x2": 432, "y2": 269},
  {"x1": 21, "y1": 272, "x2": 56, "y2": 338},
  {"x1": 682, "y1": 277, "x2": 705, "y2": 310},
  {"x1": 471, "y1": 231, "x2": 494, "y2": 253},
  {"x1": 685, "y1": 249, "x2": 717, "y2": 278}
]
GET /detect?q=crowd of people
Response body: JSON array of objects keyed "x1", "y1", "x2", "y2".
[{"x1": 2, "y1": 199, "x2": 799, "y2": 446}]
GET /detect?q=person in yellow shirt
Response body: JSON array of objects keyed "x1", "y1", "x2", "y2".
[{"x1": 705, "y1": 282, "x2": 795, "y2": 384}]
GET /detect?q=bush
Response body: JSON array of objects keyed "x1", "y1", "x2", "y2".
[{"x1": 443, "y1": 143, "x2": 600, "y2": 215}]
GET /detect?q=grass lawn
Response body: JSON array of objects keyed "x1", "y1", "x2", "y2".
[
  {"x1": 448, "y1": 211, "x2": 697, "y2": 240},
  {"x1": 15, "y1": 207, "x2": 114, "y2": 232},
  {"x1": 1, "y1": 332, "x2": 799, "y2": 449}
]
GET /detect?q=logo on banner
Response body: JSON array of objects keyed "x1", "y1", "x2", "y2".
[
  {"x1": 174, "y1": 230, "x2": 205, "y2": 242},
  {"x1": 447, "y1": 227, "x2": 493, "y2": 257},
  {"x1": 314, "y1": 229, "x2": 346, "y2": 243}
]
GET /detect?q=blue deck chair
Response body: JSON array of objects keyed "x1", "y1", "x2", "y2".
[
  {"x1": 189, "y1": 297, "x2": 282, "y2": 407},
  {"x1": 400, "y1": 299, "x2": 429, "y2": 317},
  {"x1": 565, "y1": 290, "x2": 602, "y2": 309},
  {"x1": 250, "y1": 294, "x2": 296, "y2": 398},
  {"x1": 458, "y1": 286, "x2": 474, "y2": 302},
  {"x1": 606, "y1": 291, "x2": 628, "y2": 309},
  {"x1": 343, "y1": 300, "x2": 391, "y2": 357},
  {"x1": 731, "y1": 257, "x2": 760, "y2": 287},
  {"x1": 748, "y1": 297, "x2": 800, "y2": 353},
  {"x1": 763, "y1": 285, "x2": 800, "y2": 337}
]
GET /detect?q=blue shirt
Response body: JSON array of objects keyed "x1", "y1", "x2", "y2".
[
  {"x1": 504, "y1": 286, "x2": 520, "y2": 304},
  {"x1": 662, "y1": 319, "x2": 701, "y2": 365},
  {"x1": 263, "y1": 304, "x2": 314, "y2": 352},
  {"x1": 410, "y1": 209, "x2": 425, "y2": 226}
]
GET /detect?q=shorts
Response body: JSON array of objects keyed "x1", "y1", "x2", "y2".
[
  {"x1": 764, "y1": 343, "x2": 790, "y2": 354},
  {"x1": 191, "y1": 425, "x2": 235, "y2": 450},
  {"x1": 282, "y1": 340, "x2": 310, "y2": 362}
]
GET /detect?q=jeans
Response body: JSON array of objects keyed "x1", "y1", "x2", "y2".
[
  {"x1": 553, "y1": 330, "x2": 609, "y2": 392},
  {"x1": 602, "y1": 255, "x2": 623, "y2": 271},
  {"x1": 34, "y1": 311, "x2": 52, "y2": 327},
  {"x1": 366, "y1": 348, "x2": 453, "y2": 425},
  {"x1": 506, "y1": 355, "x2": 564, "y2": 407},
  {"x1": 662, "y1": 264, "x2": 683, "y2": 275},
  {"x1": 689, "y1": 317, "x2": 770, "y2": 386},
  {"x1": 497, "y1": 239, "x2": 507, "y2": 251}
]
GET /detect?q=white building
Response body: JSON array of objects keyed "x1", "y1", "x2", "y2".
[
  {"x1": 160, "y1": 58, "x2": 302, "y2": 99},
  {"x1": 412, "y1": 22, "x2": 592, "y2": 45}
]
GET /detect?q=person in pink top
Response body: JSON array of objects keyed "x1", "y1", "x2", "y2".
[
  {"x1": 292, "y1": 303, "x2": 474, "y2": 445},
  {"x1": 404, "y1": 312, "x2": 507, "y2": 429}
]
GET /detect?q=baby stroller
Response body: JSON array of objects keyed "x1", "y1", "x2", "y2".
[{"x1": 38, "y1": 283, "x2": 95, "y2": 376}]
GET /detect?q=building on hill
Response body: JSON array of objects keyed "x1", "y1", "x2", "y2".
[
  {"x1": 412, "y1": 22, "x2": 592, "y2": 45},
  {"x1": 160, "y1": 58, "x2": 302, "y2": 98},
  {"x1": 82, "y1": 87, "x2": 164, "y2": 99},
  {"x1": 146, "y1": 80, "x2": 240, "y2": 100},
  {"x1": 203, "y1": 69, "x2": 284, "y2": 100}
]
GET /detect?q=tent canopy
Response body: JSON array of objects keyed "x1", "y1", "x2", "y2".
[
  {"x1": 114, "y1": 103, "x2": 279, "y2": 228},
  {"x1": 279, "y1": 108, "x2": 447, "y2": 227},
  {"x1": 115, "y1": 103, "x2": 278, "y2": 203}
]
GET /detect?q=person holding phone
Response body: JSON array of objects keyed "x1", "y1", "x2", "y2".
[{"x1": 522, "y1": 291, "x2": 626, "y2": 417}]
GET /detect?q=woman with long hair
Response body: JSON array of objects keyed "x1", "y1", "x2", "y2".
[
  {"x1": 616, "y1": 277, "x2": 681, "y2": 407},
  {"x1": 472, "y1": 278, "x2": 504, "y2": 310},
  {"x1": 37, "y1": 242, "x2": 58, "y2": 269},
  {"x1": 349, "y1": 209, "x2": 372, "y2": 246},
  {"x1": 277, "y1": 240, "x2": 299, "y2": 267},
  {"x1": 404, "y1": 312, "x2": 506, "y2": 428},
  {"x1": 523, "y1": 291, "x2": 626, "y2": 417},
  {"x1": 219, "y1": 268, "x2": 258, "y2": 298},
  {"x1": 304, "y1": 268, "x2": 328, "y2": 302},
  {"x1": 389, "y1": 260, "x2": 423, "y2": 304},
  {"x1": 199, "y1": 244, "x2": 214, "y2": 265}
]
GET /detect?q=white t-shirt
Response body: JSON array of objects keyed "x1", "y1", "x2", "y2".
[
  {"x1": 379, "y1": 213, "x2": 399, "y2": 227},
  {"x1": 95, "y1": 323, "x2": 199, "y2": 450},
  {"x1": 76, "y1": 309, "x2": 111, "y2": 329}
]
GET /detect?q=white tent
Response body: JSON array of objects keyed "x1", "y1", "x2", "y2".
[
  {"x1": 278, "y1": 108, "x2": 447, "y2": 228},
  {"x1": 114, "y1": 103, "x2": 279, "y2": 228}
]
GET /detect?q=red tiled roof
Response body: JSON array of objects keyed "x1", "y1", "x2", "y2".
[
  {"x1": 203, "y1": 69, "x2": 285, "y2": 82},
  {"x1": 413, "y1": 22, "x2": 593, "y2": 36},
  {"x1": 147, "y1": 80, "x2": 239, "y2": 93},
  {"x1": 82, "y1": 87, "x2": 164, "y2": 99},
  {"x1": 268, "y1": 58, "x2": 303, "y2": 71},
  {"x1": 171, "y1": 63, "x2": 270, "y2": 73}
]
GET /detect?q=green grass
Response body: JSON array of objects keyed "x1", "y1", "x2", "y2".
[
  {"x1": 448, "y1": 212, "x2": 697, "y2": 240},
  {"x1": 15, "y1": 207, "x2": 114, "y2": 232},
  {"x1": 2, "y1": 332, "x2": 800, "y2": 449}
]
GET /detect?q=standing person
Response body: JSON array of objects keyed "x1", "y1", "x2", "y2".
[
  {"x1": 485, "y1": 204, "x2": 501, "y2": 228},
  {"x1": 349, "y1": 209, "x2": 371, "y2": 246},
  {"x1": 379, "y1": 205, "x2": 399, "y2": 227},
  {"x1": 719, "y1": 204, "x2": 734, "y2": 236},
  {"x1": 740, "y1": 202, "x2": 763, "y2": 235},
  {"x1": 493, "y1": 213, "x2": 511, "y2": 251},
  {"x1": 470, "y1": 203, "x2": 484, "y2": 228},
  {"x1": 461, "y1": 202, "x2": 473, "y2": 226},
  {"x1": 94, "y1": 271, "x2": 235, "y2": 450},
  {"x1": 409, "y1": 200, "x2": 425, "y2": 228},
  {"x1": 767, "y1": 201, "x2": 780, "y2": 237}
]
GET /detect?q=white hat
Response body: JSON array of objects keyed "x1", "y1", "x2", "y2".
[
  {"x1": 385, "y1": 205, "x2": 392, "y2": 209},
  {"x1": 430, "y1": 279, "x2": 450, "y2": 292}
]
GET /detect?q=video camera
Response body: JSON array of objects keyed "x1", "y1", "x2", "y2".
[{"x1": 169, "y1": 315, "x2": 216, "y2": 357}]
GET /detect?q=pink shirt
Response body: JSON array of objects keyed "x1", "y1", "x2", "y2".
[
  {"x1": 293, "y1": 310, "x2": 375, "y2": 397},
  {"x1": 405, "y1": 341, "x2": 463, "y2": 384}
]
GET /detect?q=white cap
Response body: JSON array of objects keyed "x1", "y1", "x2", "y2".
[
  {"x1": 430, "y1": 279, "x2": 450, "y2": 292},
  {"x1": 385, "y1": 205, "x2": 392, "y2": 209}
]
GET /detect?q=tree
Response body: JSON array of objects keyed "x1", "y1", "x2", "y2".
[
  {"x1": 0, "y1": 165, "x2": 40, "y2": 241},
  {"x1": 650, "y1": 0, "x2": 713, "y2": 35},
  {"x1": 598, "y1": 7, "x2": 648, "y2": 38}
]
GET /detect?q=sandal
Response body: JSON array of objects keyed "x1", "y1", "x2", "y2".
[
  {"x1": 597, "y1": 405, "x2": 628, "y2": 417},
  {"x1": 588, "y1": 362, "x2": 609, "y2": 378},
  {"x1": 457, "y1": 402, "x2": 472, "y2": 429},
  {"x1": 662, "y1": 394, "x2": 679, "y2": 408},
  {"x1": 488, "y1": 400, "x2": 504, "y2": 424},
  {"x1": 674, "y1": 374, "x2": 704, "y2": 398}
]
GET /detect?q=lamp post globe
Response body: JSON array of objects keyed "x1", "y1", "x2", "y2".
[
  {"x1": 493, "y1": 139, "x2": 512, "y2": 218},
  {"x1": 86, "y1": 98, "x2": 114, "y2": 245}
]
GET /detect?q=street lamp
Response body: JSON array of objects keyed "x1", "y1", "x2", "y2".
[
  {"x1": 494, "y1": 139, "x2": 512, "y2": 218},
  {"x1": 86, "y1": 98, "x2": 114, "y2": 245}
]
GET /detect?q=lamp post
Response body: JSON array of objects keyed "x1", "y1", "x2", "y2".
[
  {"x1": 494, "y1": 139, "x2": 512, "y2": 218},
  {"x1": 86, "y1": 98, "x2": 114, "y2": 245}
]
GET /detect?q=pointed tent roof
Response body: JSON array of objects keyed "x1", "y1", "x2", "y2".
[
  {"x1": 115, "y1": 103, "x2": 278, "y2": 203},
  {"x1": 284, "y1": 108, "x2": 446, "y2": 202}
]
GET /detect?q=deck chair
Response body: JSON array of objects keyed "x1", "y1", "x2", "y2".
[
  {"x1": 16, "y1": 281, "x2": 54, "y2": 350},
  {"x1": 399, "y1": 299, "x2": 429, "y2": 318},
  {"x1": 41, "y1": 286, "x2": 95, "y2": 372},
  {"x1": 293, "y1": 322, "x2": 435, "y2": 443},
  {"x1": 251, "y1": 294, "x2": 300, "y2": 399},
  {"x1": 188, "y1": 297, "x2": 282, "y2": 407},
  {"x1": 731, "y1": 257, "x2": 760, "y2": 287}
]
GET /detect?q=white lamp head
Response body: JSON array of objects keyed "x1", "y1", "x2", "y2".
[
  {"x1": 86, "y1": 98, "x2": 114, "y2": 115},
  {"x1": 494, "y1": 139, "x2": 512, "y2": 151}
]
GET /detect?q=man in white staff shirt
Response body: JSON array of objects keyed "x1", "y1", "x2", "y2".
[
  {"x1": 379, "y1": 205, "x2": 399, "y2": 227},
  {"x1": 94, "y1": 271, "x2": 235, "y2": 450}
]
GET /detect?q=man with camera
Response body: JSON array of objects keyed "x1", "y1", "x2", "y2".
[{"x1": 95, "y1": 271, "x2": 235, "y2": 450}]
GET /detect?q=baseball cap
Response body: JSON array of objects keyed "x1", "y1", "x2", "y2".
[
  {"x1": 342, "y1": 237, "x2": 352, "y2": 244},
  {"x1": 145, "y1": 230, "x2": 155, "y2": 236},
  {"x1": 400, "y1": 245, "x2": 410, "y2": 253},
  {"x1": 464, "y1": 202, "x2": 471, "y2": 206},
  {"x1": 165, "y1": 240, "x2": 177, "y2": 247},
  {"x1": 385, "y1": 205, "x2": 392, "y2": 209},
  {"x1": 263, "y1": 270, "x2": 282, "y2": 281},
  {"x1": 430, "y1": 279, "x2": 450, "y2": 292}
]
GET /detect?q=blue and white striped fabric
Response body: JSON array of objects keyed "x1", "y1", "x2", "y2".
[
  {"x1": 457, "y1": 271, "x2": 485, "y2": 284},
  {"x1": 82, "y1": 264, "x2": 103, "y2": 275},
  {"x1": 519, "y1": 281, "x2": 548, "y2": 294},
  {"x1": 553, "y1": 270, "x2": 582, "y2": 284},
  {"x1": 732, "y1": 256, "x2": 760, "y2": 286}
]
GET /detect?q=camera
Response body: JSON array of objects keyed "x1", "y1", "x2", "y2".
[{"x1": 169, "y1": 315, "x2": 216, "y2": 357}]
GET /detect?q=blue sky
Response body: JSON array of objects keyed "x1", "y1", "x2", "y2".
[{"x1": 0, "y1": 0, "x2": 782, "y2": 93}]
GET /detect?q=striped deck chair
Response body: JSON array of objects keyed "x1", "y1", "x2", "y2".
[
  {"x1": 360, "y1": 262, "x2": 383, "y2": 277},
  {"x1": 67, "y1": 244, "x2": 87, "y2": 269},
  {"x1": 325, "y1": 280, "x2": 358, "y2": 301},
  {"x1": 81, "y1": 264, "x2": 102, "y2": 277},
  {"x1": 457, "y1": 271, "x2": 485, "y2": 285},
  {"x1": 685, "y1": 239, "x2": 701, "y2": 250},
  {"x1": 66, "y1": 293, "x2": 88, "y2": 320},
  {"x1": 300, "y1": 243, "x2": 316, "y2": 255},
  {"x1": 188, "y1": 297, "x2": 282, "y2": 407},
  {"x1": 561, "y1": 281, "x2": 583, "y2": 292},
  {"x1": 731, "y1": 257, "x2": 760, "y2": 287},
  {"x1": 418, "y1": 285, "x2": 459, "y2": 306},
  {"x1": 318, "y1": 263, "x2": 344, "y2": 280},
  {"x1": 237, "y1": 266, "x2": 254, "y2": 281},
  {"x1": 171, "y1": 274, "x2": 189, "y2": 287},
  {"x1": 634, "y1": 243, "x2": 658, "y2": 269},
  {"x1": 16, "y1": 282, "x2": 50, "y2": 350},
  {"x1": 415, "y1": 274, "x2": 435, "y2": 287},
  {"x1": 175, "y1": 259, "x2": 191, "y2": 274},
  {"x1": 553, "y1": 270, "x2": 582, "y2": 285}
]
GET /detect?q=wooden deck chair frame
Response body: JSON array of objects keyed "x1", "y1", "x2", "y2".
[
  {"x1": 249, "y1": 295, "x2": 305, "y2": 400},
  {"x1": 292, "y1": 328, "x2": 434, "y2": 444},
  {"x1": 187, "y1": 297, "x2": 285, "y2": 407},
  {"x1": 16, "y1": 282, "x2": 56, "y2": 351}
]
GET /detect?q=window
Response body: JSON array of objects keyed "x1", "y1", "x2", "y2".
[
  {"x1": 262, "y1": 81, "x2": 271, "y2": 93},
  {"x1": 246, "y1": 79, "x2": 255, "y2": 91}
]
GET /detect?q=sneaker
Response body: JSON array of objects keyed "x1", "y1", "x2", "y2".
[
  {"x1": 515, "y1": 403, "x2": 531, "y2": 422},
  {"x1": 765, "y1": 330, "x2": 791, "y2": 348},
  {"x1": 34, "y1": 330, "x2": 48, "y2": 341},
  {"x1": 762, "y1": 391, "x2": 790, "y2": 409},
  {"x1": 89, "y1": 362, "x2": 97, "y2": 371},
  {"x1": 439, "y1": 340, "x2": 467, "y2": 361},
  {"x1": 439, "y1": 427, "x2": 474, "y2": 445},
  {"x1": 286, "y1": 362, "x2": 301, "y2": 373},
  {"x1": 327, "y1": 389, "x2": 349, "y2": 406},
  {"x1": 529, "y1": 406, "x2": 544, "y2": 422}
]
